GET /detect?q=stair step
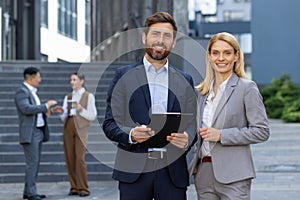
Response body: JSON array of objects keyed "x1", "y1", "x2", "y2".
[
  {"x1": 0, "y1": 91, "x2": 108, "y2": 99},
  {"x1": 0, "y1": 133, "x2": 44, "y2": 140},
  {"x1": 0, "y1": 151, "x2": 115, "y2": 163},
  {"x1": 0, "y1": 141, "x2": 115, "y2": 152},
  {"x1": 0, "y1": 171, "x2": 113, "y2": 183},
  {"x1": 0, "y1": 161, "x2": 113, "y2": 174},
  {"x1": 0, "y1": 132, "x2": 108, "y2": 142},
  {"x1": 0, "y1": 100, "x2": 107, "y2": 108},
  {"x1": 0, "y1": 125, "x2": 107, "y2": 134}
]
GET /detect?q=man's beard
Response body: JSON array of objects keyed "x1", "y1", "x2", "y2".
[{"x1": 145, "y1": 44, "x2": 170, "y2": 61}]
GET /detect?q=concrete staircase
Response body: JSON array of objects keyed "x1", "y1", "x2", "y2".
[{"x1": 0, "y1": 61, "x2": 126, "y2": 183}]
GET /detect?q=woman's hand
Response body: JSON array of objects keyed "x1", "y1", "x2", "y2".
[
  {"x1": 199, "y1": 127, "x2": 221, "y2": 142},
  {"x1": 52, "y1": 105, "x2": 64, "y2": 114}
]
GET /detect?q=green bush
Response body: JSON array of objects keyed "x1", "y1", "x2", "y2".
[
  {"x1": 282, "y1": 98, "x2": 300, "y2": 122},
  {"x1": 264, "y1": 96, "x2": 284, "y2": 118},
  {"x1": 261, "y1": 74, "x2": 300, "y2": 122}
]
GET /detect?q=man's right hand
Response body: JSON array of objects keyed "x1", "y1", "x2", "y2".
[
  {"x1": 46, "y1": 100, "x2": 57, "y2": 108},
  {"x1": 131, "y1": 125, "x2": 154, "y2": 143}
]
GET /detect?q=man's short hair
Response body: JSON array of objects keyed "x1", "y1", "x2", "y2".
[
  {"x1": 23, "y1": 67, "x2": 40, "y2": 80},
  {"x1": 143, "y1": 12, "x2": 177, "y2": 38}
]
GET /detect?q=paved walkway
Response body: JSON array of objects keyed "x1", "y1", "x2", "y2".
[{"x1": 1, "y1": 119, "x2": 300, "y2": 200}]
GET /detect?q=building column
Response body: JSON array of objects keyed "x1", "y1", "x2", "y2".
[{"x1": 16, "y1": 0, "x2": 41, "y2": 60}]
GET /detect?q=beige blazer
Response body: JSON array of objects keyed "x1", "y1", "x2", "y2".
[{"x1": 189, "y1": 73, "x2": 270, "y2": 184}]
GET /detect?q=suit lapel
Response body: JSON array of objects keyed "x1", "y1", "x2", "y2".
[
  {"x1": 211, "y1": 74, "x2": 239, "y2": 126},
  {"x1": 135, "y1": 64, "x2": 151, "y2": 109},
  {"x1": 22, "y1": 83, "x2": 37, "y2": 105},
  {"x1": 167, "y1": 68, "x2": 177, "y2": 111},
  {"x1": 195, "y1": 92, "x2": 208, "y2": 157},
  {"x1": 198, "y1": 92, "x2": 208, "y2": 128}
]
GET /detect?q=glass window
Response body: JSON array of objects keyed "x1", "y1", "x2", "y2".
[
  {"x1": 217, "y1": 0, "x2": 224, "y2": 4},
  {"x1": 41, "y1": 0, "x2": 48, "y2": 27},
  {"x1": 85, "y1": 0, "x2": 90, "y2": 45},
  {"x1": 223, "y1": 10, "x2": 244, "y2": 21},
  {"x1": 58, "y1": 0, "x2": 77, "y2": 40}
]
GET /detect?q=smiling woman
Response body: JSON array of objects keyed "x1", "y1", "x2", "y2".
[
  {"x1": 209, "y1": 39, "x2": 239, "y2": 81},
  {"x1": 197, "y1": 32, "x2": 246, "y2": 95},
  {"x1": 189, "y1": 32, "x2": 270, "y2": 200}
]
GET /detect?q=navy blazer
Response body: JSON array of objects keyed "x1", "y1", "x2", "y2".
[{"x1": 103, "y1": 60, "x2": 197, "y2": 188}]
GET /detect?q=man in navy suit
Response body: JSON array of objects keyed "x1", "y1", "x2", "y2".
[{"x1": 102, "y1": 12, "x2": 197, "y2": 200}]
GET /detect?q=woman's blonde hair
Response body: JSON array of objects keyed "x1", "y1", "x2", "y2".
[{"x1": 196, "y1": 32, "x2": 246, "y2": 95}]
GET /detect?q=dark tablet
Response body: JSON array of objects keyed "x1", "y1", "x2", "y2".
[{"x1": 140, "y1": 113, "x2": 193, "y2": 148}]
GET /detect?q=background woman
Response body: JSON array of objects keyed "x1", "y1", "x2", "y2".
[{"x1": 59, "y1": 72, "x2": 97, "y2": 197}]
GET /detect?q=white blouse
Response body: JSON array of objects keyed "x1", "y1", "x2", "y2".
[
  {"x1": 60, "y1": 87, "x2": 97, "y2": 122},
  {"x1": 201, "y1": 76, "x2": 230, "y2": 157}
]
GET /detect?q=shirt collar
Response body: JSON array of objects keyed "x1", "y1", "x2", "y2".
[
  {"x1": 143, "y1": 56, "x2": 169, "y2": 73},
  {"x1": 24, "y1": 82, "x2": 37, "y2": 93},
  {"x1": 209, "y1": 73, "x2": 232, "y2": 94},
  {"x1": 72, "y1": 87, "x2": 85, "y2": 95}
]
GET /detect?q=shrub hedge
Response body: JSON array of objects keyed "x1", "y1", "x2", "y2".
[{"x1": 260, "y1": 74, "x2": 300, "y2": 122}]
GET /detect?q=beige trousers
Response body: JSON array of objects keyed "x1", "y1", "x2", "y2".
[
  {"x1": 63, "y1": 116, "x2": 89, "y2": 194},
  {"x1": 194, "y1": 162, "x2": 251, "y2": 200}
]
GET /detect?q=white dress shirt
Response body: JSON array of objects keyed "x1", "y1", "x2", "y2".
[
  {"x1": 24, "y1": 82, "x2": 45, "y2": 127},
  {"x1": 60, "y1": 87, "x2": 97, "y2": 122},
  {"x1": 201, "y1": 76, "x2": 230, "y2": 157}
]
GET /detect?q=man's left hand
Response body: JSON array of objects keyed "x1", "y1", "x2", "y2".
[{"x1": 166, "y1": 132, "x2": 188, "y2": 149}]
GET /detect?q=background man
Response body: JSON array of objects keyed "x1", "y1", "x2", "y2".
[{"x1": 15, "y1": 67, "x2": 57, "y2": 200}]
